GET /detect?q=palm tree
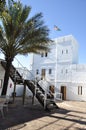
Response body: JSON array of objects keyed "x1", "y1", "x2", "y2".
[
  {"x1": 0, "y1": 0, "x2": 6, "y2": 15},
  {"x1": 0, "y1": 0, "x2": 51, "y2": 95}
]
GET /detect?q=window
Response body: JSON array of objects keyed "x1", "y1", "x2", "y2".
[
  {"x1": 41, "y1": 53, "x2": 44, "y2": 57},
  {"x1": 41, "y1": 52, "x2": 48, "y2": 57},
  {"x1": 78, "y1": 86, "x2": 82, "y2": 95},
  {"x1": 36, "y1": 69, "x2": 39, "y2": 75},
  {"x1": 66, "y1": 49, "x2": 68, "y2": 54},
  {"x1": 45, "y1": 52, "x2": 48, "y2": 57},
  {"x1": 62, "y1": 50, "x2": 63, "y2": 54},
  {"x1": 61, "y1": 69, "x2": 63, "y2": 73},
  {"x1": 66, "y1": 69, "x2": 68, "y2": 73},
  {"x1": 49, "y1": 69, "x2": 52, "y2": 74}
]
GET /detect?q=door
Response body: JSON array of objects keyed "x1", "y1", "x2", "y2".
[
  {"x1": 61, "y1": 86, "x2": 66, "y2": 100},
  {"x1": 41, "y1": 69, "x2": 46, "y2": 79},
  {"x1": 49, "y1": 85, "x2": 55, "y2": 93}
]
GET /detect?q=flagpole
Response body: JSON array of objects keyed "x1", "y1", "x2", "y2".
[
  {"x1": 54, "y1": 25, "x2": 61, "y2": 89},
  {"x1": 55, "y1": 40, "x2": 57, "y2": 89}
]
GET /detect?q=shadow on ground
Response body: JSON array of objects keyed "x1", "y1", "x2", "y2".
[
  {"x1": 0, "y1": 98, "x2": 86, "y2": 130},
  {"x1": 0, "y1": 97, "x2": 47, "y2": 129}
]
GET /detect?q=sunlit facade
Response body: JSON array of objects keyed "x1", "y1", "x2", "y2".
[{"x1": 32, "y1": 35, "x2": 86, "y2": 101}]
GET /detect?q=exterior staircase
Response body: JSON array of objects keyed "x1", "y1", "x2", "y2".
[
  {"x1": 1, "y1": 60, "x2": 23, "y2": 85},
  {"x1": 25, "y1": 80, "x2": 59, "y2": 110},
  {"x1": 1, "y1": 60, "x2": 60, "y2": 111}
]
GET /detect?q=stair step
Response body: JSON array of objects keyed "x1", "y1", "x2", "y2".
[
  {"x1": 47, "y1": 101, "x2": 59, "y2": 110},
  {"x1": 47, "y1": 104, "x2": 58, "y2": 110},
  {"x1": 40, "y1": 93, "x2": 44, "y2": 97},
  {"x1": 37, "y1": 90, "x2": 42, "y2": 94},
  {"x1": 25, "y1": 79, "x2": 59, "y2": 111},
  {"x1": 36, "y1": 88, "x2": 40, "y2": 91},
  {"x1": 46, "y1": 98, "x2": 54, "y2": 102}
]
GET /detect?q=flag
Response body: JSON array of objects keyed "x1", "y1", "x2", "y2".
[{"x1": 54, "y1": 25, "x2": 61, "y2": 31}]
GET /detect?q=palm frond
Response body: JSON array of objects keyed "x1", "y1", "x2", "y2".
[{"x1": 0, "y1": 0, "x2": 51, "y2": 60}]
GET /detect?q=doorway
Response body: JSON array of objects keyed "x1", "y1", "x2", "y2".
[
  {"x1": 49, "y1": 85, "x2": 55, "y2": 93},
  {"x1": 41, "y1": 69, "x2": 46, "y2": 79},
  {"x1": 61, "y1": 86, "x2": 66, "y2": 100}
]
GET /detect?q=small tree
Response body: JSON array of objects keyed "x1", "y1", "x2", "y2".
[{"x1": 0, "y1": 0, "x2": 51, "y2": 95}]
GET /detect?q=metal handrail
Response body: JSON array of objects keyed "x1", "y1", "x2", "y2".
[
  {"x1": 43, "y1": 79, "x2": 62, "y2": 101},
  {"x1": 13, "y1": 59, "x2": 50, "y2": 108},
  {"x1": 14, "y1": 57, "x2": 37, "y2": 81},
  {"x1": 13, "y1": 58, "x2": 39, "y2": 96},
  {"x1": 13, "y1": 58, "x2": 62, "y2": 109}
]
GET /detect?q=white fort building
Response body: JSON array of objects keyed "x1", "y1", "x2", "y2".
[
  {"x1": 32, "y1": 35, "x2": 86, "y2": 101},
  {"x1": 0, "y1": 35, "x2": 86, "y2": 102}
]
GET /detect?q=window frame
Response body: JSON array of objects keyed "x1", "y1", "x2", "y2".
[
  {"x1": 66, "y1": 49, "x2": 68, "y2": 54},
  {"x1": 36, "y1": 69, "x2": 39, "y2": 75},
  {"x1": 49, "y1": 69, "x2": 52, "y2": 74},
  {"x1": 45, "y1": 52, "x2": 48, "y2": 57},
  {"x1": 41, "y1": 53, "x2": 44, "y2": 57},
  {"x1": 62, "y1": 50, "x2": 63, "y2": 54},
  {"x1": 78, "y1": 86, "x2": 82, "y2": 95}
]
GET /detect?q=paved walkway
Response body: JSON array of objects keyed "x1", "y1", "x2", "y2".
[{"x1": 0, "y1": 97, "x2": 86, "y2": 130}]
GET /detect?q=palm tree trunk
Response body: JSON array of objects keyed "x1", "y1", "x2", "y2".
[
  {"x1": 1, "y1": 59, "x2": 12, "y2": 95},
  {"x1": 12, "y1": 80, "x2": 16, "y2": 103},
  {"x1": 22, "y1": 82, "x2": 26, "y2": 105}
]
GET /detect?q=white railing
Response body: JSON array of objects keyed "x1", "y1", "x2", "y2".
[
  {"x1": 13, "y1": 58, "x2": 35, "y2": 80},
  {"x1": 13, "y1": 58, "x2": 38, "y2": 96},
  {"x1": 44, "y1": 79, "x2": 62, "y2": 101},
  {"x1": 38, "y1": 79, "x2": 62, "y2": 109},
  {"x1": 54, "y1": 92, "x2": 62, "y2": 101},
  {"x1": 13, "y1": 58, "x2": 62, "y2": 109}
]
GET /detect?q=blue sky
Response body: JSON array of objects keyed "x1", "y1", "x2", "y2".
[
  {"x1": 21, "y1": 0, "x2": 86, "y2": 62},
  {"x1": 0, "y1": 0, "x2": 86, "y2": 69}
]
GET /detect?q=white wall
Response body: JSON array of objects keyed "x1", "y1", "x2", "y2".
[
  {"x1": 32, "y1": 35, "x2": 78, "y2": 78},
  {"x1": 31, "y1": 35, "x2": 86, "y2": 101},
  {"x1": 71, "y1": 64, "x2": 86, "y2": 83},
  {"x1": 0, "y1": 61, "x2": 26, "y2": 96},
  {"x1": 67, "y1": 83, "x2": 86, "y2": 101},
  {"x1": 55, "y1": 35, "x2": 78, "y2": 64},
  {"x1": 0, "y1": 61, "x2": 5, "y2": 95},
  {"x1": 6, "y1": 78, "x2": 14, "y2": 96},
  {"x1": 57, "y1": 82, "x2": 86, "y2": 101}
]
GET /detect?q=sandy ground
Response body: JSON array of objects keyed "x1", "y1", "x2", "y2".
[{"x1": 0, "y1": 97, "x2": 86, "y2": 130}]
